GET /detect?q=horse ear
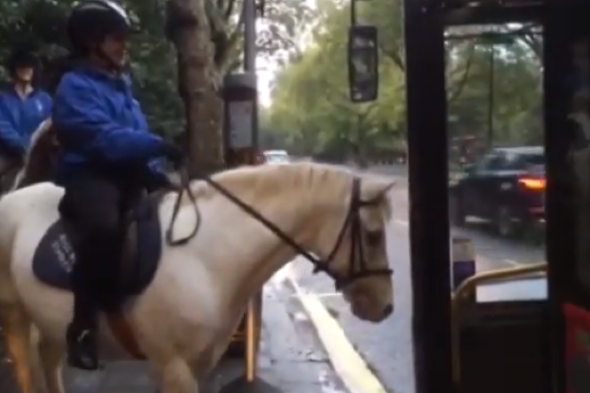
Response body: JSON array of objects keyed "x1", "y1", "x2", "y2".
[{"x1": 361, "y1": 177, "x2": 396, "y2": 201}]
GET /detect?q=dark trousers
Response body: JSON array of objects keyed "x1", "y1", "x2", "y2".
[{"x1": 59, "y1": 171, "x2": 139, "y2": 329}]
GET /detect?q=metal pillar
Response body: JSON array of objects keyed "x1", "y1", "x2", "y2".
[
  {"x1": 403, "y1": 1, "x2": 453, "y2": 393},
  {"x1": 487, "y1": 47, "x2": 495, "y2": 148},
  {"x1": 220, "y1": 3, "x2": 280, "y2": 389},
  {"x1": 543, "y1": 3, "x2": 589, "y2": 392},
  {"x1": 243, "y1": 0, "x2": 258, "y2": 150},
  {"x1": 241, "y1": 0, "x2": 261, "y2": 383}
]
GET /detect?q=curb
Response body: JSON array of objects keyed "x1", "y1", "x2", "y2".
[{"x1": 284, "y1": 270, "x2": 388, "y2": 393}]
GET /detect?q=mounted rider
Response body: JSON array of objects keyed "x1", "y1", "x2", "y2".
[
  {"x1": 0, "y1": 46, "x2": 52, "y2": 182},
  {"x1": 54, "y1": 0, "x2": 184, "y2": 370}
]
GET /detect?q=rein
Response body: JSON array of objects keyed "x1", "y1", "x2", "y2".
[
  {"x1": 165, "y1": 167, "x2": 200, "y2": 246},
  {"x1": 164, "y1": 168, "x2": 392, "y2": 289}
]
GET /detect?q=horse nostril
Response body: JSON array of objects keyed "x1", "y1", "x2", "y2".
[{"x1": 383, "y1": 304, "x2": 393, "y2": 317}]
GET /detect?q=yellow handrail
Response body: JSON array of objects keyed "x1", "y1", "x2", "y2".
[{"x1": 450, "y1": 262, "x2": 547, "y2": 384}]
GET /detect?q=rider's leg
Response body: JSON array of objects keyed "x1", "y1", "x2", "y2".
[{"x1": 61, "y1": 172, "x2": 123, "y2": 370}]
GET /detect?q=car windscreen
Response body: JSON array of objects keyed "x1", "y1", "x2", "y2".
[
  {"x1": 266, "y1": 154, "x2": 289, "y2": 162},
  {"x1": 503, "y1": 152, "x2": 544, "y2": 170},
  {"x1": 521, "y1": 153, "x2": 544, "y2": 166}
]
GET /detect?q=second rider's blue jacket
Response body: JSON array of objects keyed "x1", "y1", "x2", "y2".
[
  {"x1": 52, "y1": 64, "x2": 169, "y2": 187},
  {"x1": 0, "y1": 87, "x2": 52, "y2": 156}
]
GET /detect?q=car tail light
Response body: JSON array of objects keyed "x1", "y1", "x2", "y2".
[{"x1": 518, "y1": 175, "x2": 546, "y2": 190}]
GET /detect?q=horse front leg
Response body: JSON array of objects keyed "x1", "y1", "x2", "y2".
[
  {"x1": 37, "y1": 336, "x2": 65, "y2": 393},
  {"x1": 0, "y1": 302, "x2": 34, "y2": 393},
  {"x1": 156, "y1": 357, "x2": 198, "y2": 393}
]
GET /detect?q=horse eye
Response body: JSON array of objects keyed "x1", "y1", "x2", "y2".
[{"x1": 365, "y1": 230, "x2": 382, "y2": 246}]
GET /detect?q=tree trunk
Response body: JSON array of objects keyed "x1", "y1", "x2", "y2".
[{"x1": 166, "y1": 0, "x2": 225, "y2": 175}]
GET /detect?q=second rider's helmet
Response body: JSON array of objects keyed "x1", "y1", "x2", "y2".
[
  {"x1": 66, "y1": 0, "x2": 132, "y2": 56},
  {"x1": 5, "y1": 48, "x2": 38, "y2": 77}
]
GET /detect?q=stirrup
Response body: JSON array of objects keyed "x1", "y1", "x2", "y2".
[{"x1": 66, "y1": 329, "x2": 101, "y2": 371}]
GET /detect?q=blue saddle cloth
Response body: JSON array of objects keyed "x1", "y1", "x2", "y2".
[{"x1": 32, "y1": 193, "x2": 163, "y2": 296}]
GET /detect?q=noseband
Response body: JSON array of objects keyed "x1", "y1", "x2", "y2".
[{"x1": 167, "y1": 173, "x2": 393, "y2": 290}]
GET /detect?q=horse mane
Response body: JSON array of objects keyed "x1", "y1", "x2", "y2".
[
  {"x1": 12, "y1": 119, "x2": 58, "y2": 190},
  {"x1": 188, "y1": 162, "x2": 392, "y2": 219}
]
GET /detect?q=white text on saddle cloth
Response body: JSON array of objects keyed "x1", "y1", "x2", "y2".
[{"x1": 51, "y1": 233, "x2": 76, "y2": 273}]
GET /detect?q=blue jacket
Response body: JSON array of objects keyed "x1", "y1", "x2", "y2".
[
  {"x1": 52, "y1": 65, "x2": 169, "y2": 187},
  {"x1": 0, "y1": 87, "x2": 52, "y2": 156}
]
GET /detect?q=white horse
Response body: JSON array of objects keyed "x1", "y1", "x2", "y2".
[{"x1": 0, "y1": 157, "x2": 395, "y2": 393}]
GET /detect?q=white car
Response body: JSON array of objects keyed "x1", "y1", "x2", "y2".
[{"x1": 263, "y1": 150, "x2": 290, "y2": 165}]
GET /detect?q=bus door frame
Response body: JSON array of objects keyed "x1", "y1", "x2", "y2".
[{"x1": 402, "y1": 1, "x2": 576, "y2": 393}]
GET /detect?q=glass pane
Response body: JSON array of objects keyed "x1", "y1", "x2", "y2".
[{"x1": 446, "y1": 23, "x2": 546, "y2": 282}]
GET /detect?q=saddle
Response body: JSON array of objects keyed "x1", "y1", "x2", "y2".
[{"x1": 32, "y1": 190, "x2": 168, "y2": 358}]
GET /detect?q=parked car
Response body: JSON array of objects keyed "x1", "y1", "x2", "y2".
[
  {"x1": 263, "y1": 149, "x2": 290, "y2": 164},
  {"x1": 449, "y1": 146, "x2": 545, "y2": 238}
]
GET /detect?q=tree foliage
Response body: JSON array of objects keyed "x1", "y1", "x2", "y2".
[
  {"x1": 263, "y1": 0, "x2": 543, "y2": 164},
  {"x1": 0, "y1": 0, "x2": 543, "y2": 167},
  {"x1": 0, "y1": 0, "x2": 313, "y2": 171}
]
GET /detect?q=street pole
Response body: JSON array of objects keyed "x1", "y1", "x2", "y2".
[
  {"x1": 243, "y1": 0, "x2": 256, "y2": 72},
  {"x1": 242, "y1": 0, "x2": 259, "y2": 383},
  {"x1": 487, "y1": 46, "x2": 495, "y2": 148},
  {"x1": 243, "y1": 0, "x2": 258, "y2": 150}
]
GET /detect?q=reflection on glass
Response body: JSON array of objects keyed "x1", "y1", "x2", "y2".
[
  {"x1": 351, "y1": 35, "x2": 376, "y2": 80},
  {"x1": 349, "y1": 27, "x2": 377, "y2": 102},
  {"x1": 568, "y1": 37, "x2": 590, "y2": 289},
  {"x1": 352, "y1": 53, "x2": 374, "y2": 81},
  {"x1": 446, "y1": 23, "x2": 545, "y2": 282}
]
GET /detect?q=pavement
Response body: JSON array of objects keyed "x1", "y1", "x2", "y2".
[{"x1": 0, "y1": 275, "x2": 347, "y2": 393}]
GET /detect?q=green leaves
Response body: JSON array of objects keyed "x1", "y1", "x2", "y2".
[
  {"x1": 265, "y1": 0, "x2": 406, "y2": 158},
  {"x1": 265, "y1": 1, "x2": 543, "y2": 160},
  {"x1": 0, "y1": 0, "x2": 313, "y2": 143}
]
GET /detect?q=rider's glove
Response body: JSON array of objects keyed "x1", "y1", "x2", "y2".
[{"x1": 161, "y1": 142, "x2": 184, "y2": 168}]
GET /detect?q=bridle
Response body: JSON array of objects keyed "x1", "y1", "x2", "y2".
[{"x1": 166, "y1": 171, "x2": 393, "y2": 290}]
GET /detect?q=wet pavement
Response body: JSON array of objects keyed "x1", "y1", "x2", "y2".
[
  {"x1": 288, "y1": 171, "x2": 546, "y2": 393},
  {"x1": 1, "y1": 275, "x2": 345, "y2": 393}
]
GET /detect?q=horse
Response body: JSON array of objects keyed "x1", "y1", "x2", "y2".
[
  {"x1": 0, "y1": 118, "x2": 56, "y2": 193},
  {"x1": 0, "y1": 153, "x2": 395, "y2": 393}
]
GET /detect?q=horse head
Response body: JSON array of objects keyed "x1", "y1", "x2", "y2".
[
  {"x1": 296, "y1": 165, "x2": 395, "y2": 322},
  {"x1": 200, "y1": 162, "x2": 395, "y2": 323},
  {"x1": 10, "y1": 119, "x2": 58, "y2": 191}
]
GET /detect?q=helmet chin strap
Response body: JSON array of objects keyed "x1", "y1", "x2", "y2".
[
  {"x1": 100, "y1": 51, "x2": 124, "y2": 73},
  {"x1": 14, "y1": 76, "x2": 31, "y2": 84},
  {"x1": 12, "y1": 71, "x2": 33, "y2": 86},
  {"x1": 92, "y1": 43, "x2": 125, "y2": 73}
]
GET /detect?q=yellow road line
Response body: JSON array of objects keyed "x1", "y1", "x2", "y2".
[{"x1": 288, "y1": 275, "x2": 388, "y2": 393}]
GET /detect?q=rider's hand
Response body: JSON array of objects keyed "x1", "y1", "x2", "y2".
[{"x1": 161, "y1": 142, "x2": 184, "y2": 168}]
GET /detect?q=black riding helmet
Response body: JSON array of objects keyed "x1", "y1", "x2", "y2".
[
  {"x1": 66, "y1": 0, "x2": 132, "y2": 56},
  {"x1": 5, "y1": 48, "x2": 38, "y2": 76}
]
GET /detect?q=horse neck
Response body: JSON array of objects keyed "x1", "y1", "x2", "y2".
[{"x1": 188, "y1": 174, "x2": 347, "y2": 314}]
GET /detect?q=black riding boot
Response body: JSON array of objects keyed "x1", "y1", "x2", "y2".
[{"x1": 66, "y1": 292, "x2": 100, "y2": 370}]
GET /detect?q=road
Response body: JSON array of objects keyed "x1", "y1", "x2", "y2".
[{"x1": 286, "y1": 165, "x2": 545, "y2": 393}]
